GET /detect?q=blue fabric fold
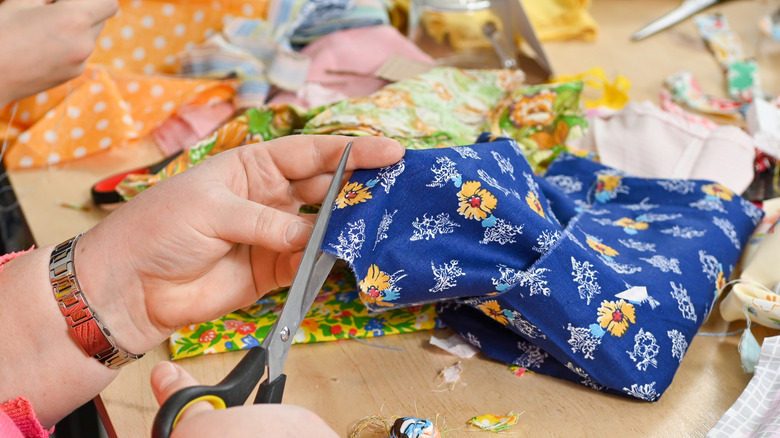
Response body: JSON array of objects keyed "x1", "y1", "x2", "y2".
[{"x1": 321, "y1": 135, "x2": 762, "y2": 400}]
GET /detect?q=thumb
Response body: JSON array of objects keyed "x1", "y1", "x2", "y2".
[{"x1": 150, "y1": 362, "x2": 216, "y2": 420}]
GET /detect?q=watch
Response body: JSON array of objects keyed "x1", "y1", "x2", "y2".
[{"x1": 49, "y1": 234, "x2": 144, "y2": 369}]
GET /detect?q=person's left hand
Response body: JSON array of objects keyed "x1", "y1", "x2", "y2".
[
  {"x1": 75, "y1": 135, "x2": 404, "y2": 355},
  {"x1": 0, "y1": 0, "x2": 119, "y2": 107}
]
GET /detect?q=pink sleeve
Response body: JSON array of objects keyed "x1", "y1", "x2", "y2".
[
  {"x1": 0, "y1": 248, "x2": 34, "y2": 271},
  {"x1": 0, "y1": 397, "x2": 52, "y2": 438},
  {"x1": 2, "y1": 249, "x2": 51, "y2": 438}
]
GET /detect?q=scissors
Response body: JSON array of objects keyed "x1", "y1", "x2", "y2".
[
  {"x1": 151, "y1": 142, "x2": 351, "y2": 438},
  {"x1": 631, "y1": 0, "x2": 732, "y2": 41}
]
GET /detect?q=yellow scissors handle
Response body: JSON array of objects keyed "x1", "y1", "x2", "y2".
[
  {"x1": 152, "y1": 347, "x2": 267, "y2": 438},
  {"x1": 171, "y1": 395, "x2": 227, "y2": 428}
]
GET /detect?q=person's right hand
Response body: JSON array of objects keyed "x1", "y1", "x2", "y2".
[
  {"x1": 0, "y1": 0, "x2": 118, "y2": 108},
  {"x1": 150, "y1": 361, "x2": 341, "y2": 437}
]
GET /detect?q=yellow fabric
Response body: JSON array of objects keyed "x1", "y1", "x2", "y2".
[
  {"x1": 552, "y1": 66, "x2": 631, "y2": 110},
  {"x1": 0, "y1": 0, "x2": 269, "y2": 169},
  {"x1": 520, "y1": 0, "x2": 597, "y2": 42},
  {"x1": 390, "y1": 0, "x2": 597, "y2": 42}
]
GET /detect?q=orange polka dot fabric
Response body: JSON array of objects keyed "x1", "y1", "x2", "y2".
[
  {"x1": 0, "y1": 0, "x2": 269, "y2": 169},
  {"x1": 91, "y1": 0, "x2": 269, "y2": 75}
]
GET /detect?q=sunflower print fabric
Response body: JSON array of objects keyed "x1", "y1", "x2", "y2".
[
  {"x1": 169, "y1": 262, "x2": 441, "y2": 360},
  {"x1": 321, "y1": 135, "x2": 762, "y2": 401}
]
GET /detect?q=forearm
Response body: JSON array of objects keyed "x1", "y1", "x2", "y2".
[{"x1": 0, "y1": 245, "x2": 118, "y2": 428}]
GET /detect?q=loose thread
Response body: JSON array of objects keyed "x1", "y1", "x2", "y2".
[
  {"x1": 695, "y1": 278, "x2": 773, "y2": 337},
  {"x1": 719, "y1": 278, "x2": 779, "y2": 297},
  {"x1": 349, "y1": 415, "x2": 393, "y2": 438},
  {"x1": 698, "y1": 323, "x2": 755, "y2": 337},
  {"x1": 348, "y1": 333, "x2": 404, "y2": 352},
  {"x1": 56, "y1": 200, "x2": 91, "y2": 212}
]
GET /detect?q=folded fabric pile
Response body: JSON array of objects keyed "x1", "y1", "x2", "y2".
[{"x1": 320, "y1": 134, "x2": 762, "y2": 400}]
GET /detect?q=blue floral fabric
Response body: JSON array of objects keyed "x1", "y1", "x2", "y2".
[{"x1": 320, "y1": 135, "x2": 763, "y2": 401}]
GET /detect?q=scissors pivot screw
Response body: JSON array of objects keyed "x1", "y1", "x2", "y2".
[{"x1": 280, "y1": 327, "x2": 290, "y2": 342}]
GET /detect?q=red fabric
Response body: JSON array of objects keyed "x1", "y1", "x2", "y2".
[{"x1": 0, "y1": 397, "x2": 52, "y2": 438}]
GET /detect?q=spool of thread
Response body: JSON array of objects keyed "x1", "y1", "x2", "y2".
[{"x1": 389, "y1": 417, "x2": 441, "y2": 438}]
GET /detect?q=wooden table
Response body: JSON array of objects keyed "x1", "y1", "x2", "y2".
[{"x1": 8, "y1": 0, "x2": 780, "y2": 436}]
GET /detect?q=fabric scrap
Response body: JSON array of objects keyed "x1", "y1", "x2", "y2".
[
  {"x1": 663, "y1": 70, "x2": 743, "y2": 117},
  {"x1": 117, "y1": 105, "x2": 315, "y2": 199},
  {"x1": 739, "y1": 312, "x2": 762, "y2": 373},
  {"x1": 469, "y1": 411, "x2": 520, "y2": 432},
  {"x1": 1, "y1": 66, "x2": 235, "y2": 169},
  {"x1": 509, "y1": 365, "x2": 527, "y2": 376},
  {"x1": 720, "y1": 198, "x2": 780, "y2": 329},
  {"x1": 482, "y1": 80, "x2": 587, "y2": 170},
  {"x1": 759, "y1": 8, "x2": 780, "y2": 41},
  {"x1": 569, "y1": 100, "x2": 755, "y2": 194},
  {"x1": 659, "y1": 89, "x2": 719, "y2": 131},
  {"x1": 429, "y1": 333, "x2": 479, "y2": 358},
  {"x1": 551, "y1": 67, "x2": 631, "y2": 110},
  {"x1": 269, "y1": 25, "x2": 435, "y2": 110},
  {"x1": 152, "y1": 102, "x2": 235, "y2": 156},
  {"x1": 389, "y1": 0, "x2": 597, "y2": 42},
  {"x1": 89, "y1": 0, "x2": 269, "y2": 76},
  {"x1": 302, "y1": 67, "x2": 525, "y2": 149},
  {"x1": 747, "y1": 98, "x2": 780, "y2": 159},
  {"x1": 435, "y1": 361, "x2": 464, "y2": 390},
  {"x1": 695, "y1": 13, "x2": 746, "y2": 68},
  {"x1": 283, "y1": 0, "x2": 389, "y2": 45},
  {"x1": 706, "y1": 335, "x2": 780, "y2": 437},
  {"x1": 695, "y1": 13, "x2": 762, "y2": 104}
]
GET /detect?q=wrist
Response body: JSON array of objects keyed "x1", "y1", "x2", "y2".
[
  {"x1": 73, "y1": 226, "x2": 169, "y2": 355},
  {"x1": 50, "y1": 234, "x2": 144, "y2": 368}
]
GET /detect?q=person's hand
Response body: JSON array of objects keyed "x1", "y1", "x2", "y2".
[
  {"x1": 76, "y1": 135, "x2": 404, "y2": 355},
  {"x1": 150, "y1": 361, "x2": 340, "y2": 437},
  {"x1": 0, "y1": 0, "x2": 118, "y2": 107}
]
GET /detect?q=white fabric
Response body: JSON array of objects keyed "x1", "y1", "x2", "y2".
[
  {"x1": 707, "y1": 336, "x2": 780, "y2": 437},
  {"x1": 570, "y1": 101, "x2": 756, "y2": 194}
]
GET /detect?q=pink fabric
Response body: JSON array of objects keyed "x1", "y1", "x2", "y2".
[
  {"x1": 0, "y1": 397, "x2": 51, "y2": 438},
  {"x1": 570, "y1": 101, "x2": 756, "y2": 194},
  {"x1": 153, "y1": 102, "x2": 236, "y2": 156},
  {"x1": 659, "y1": 89, "x2": 719, "y2": 131},
  {"x1": 0, "y1": 248, "x2": 34, "y2": 272},
  {"x1": 270, "y1": 25, "x2": 435, "y2": 109}
]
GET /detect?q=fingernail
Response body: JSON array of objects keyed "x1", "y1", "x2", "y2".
[
  {"x1": 155, "y1": 361, "x2": 181, "y2": 392},
  {"x1": 285, "y1": 220, "x2": 312, "y2": 247}
]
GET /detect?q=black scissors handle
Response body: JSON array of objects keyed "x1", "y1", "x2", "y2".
[{"x1": 152, "y1": 346, "x2": 277, "y2": 438}]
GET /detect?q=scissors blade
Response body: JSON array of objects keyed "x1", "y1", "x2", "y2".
[
  {"x1": 631, "y1": 0, "x2": 722, "y2": 41},
  {"x1": 262, "y1": 142, "x2": 352, "y2": 382}
]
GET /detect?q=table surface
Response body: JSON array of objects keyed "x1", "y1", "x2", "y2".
[{"x1": 9, "y1": 0, "x2": 780, "y2": 437}]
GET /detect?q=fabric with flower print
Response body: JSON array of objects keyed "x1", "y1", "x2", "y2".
[
  {"x1": 322, "y1": 136, "x2": 561, "y2": 312},
  {"x1": 301, "y1": 68, "x2": 587, "y2": 172},
  {"x1": 302, "y1": 67, "x2": 525, "y2": 150},
  {"x1": 322, "y1": 135, "x2": 761, "y2": 401},
  {"x1": 482, "y1": 81, "x2": 588, "y2": 171},
  {"x1": 169, "y1": 262, "x2": 441, "y2": 360}
]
